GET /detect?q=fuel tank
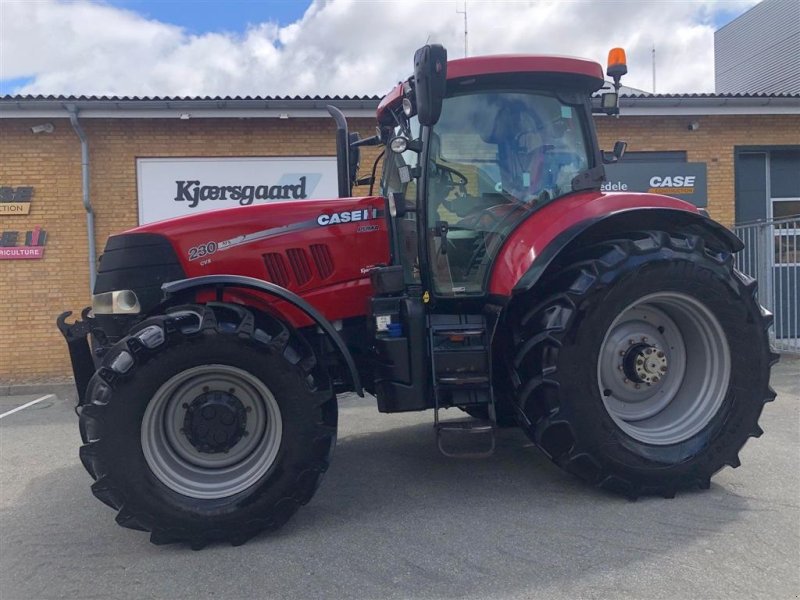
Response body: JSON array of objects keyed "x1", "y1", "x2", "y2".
[{"x1": 121, "y1": 196, "x2": 390, "y2": 326}]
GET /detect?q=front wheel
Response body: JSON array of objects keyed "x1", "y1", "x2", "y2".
[
  {"x1": 78, "y1": 304, "x2": 337, "y2": 548},
  {"x1": 509, "y1": 232, "x2": 777, "y2": 497}
]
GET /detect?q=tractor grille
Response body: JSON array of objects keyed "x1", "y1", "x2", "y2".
[
  {"x1": 286, "y1": 248, "x2": 313, "y2": 286},
  {"x1": 310, "y1": 244, "x2": 334, "y2": 279},
  {"x1": 262, "y1": 253, "x2": 290, "y2": 287},
  {"x1": 263, "y1": 244, "x2": 335, "y2": 288}
]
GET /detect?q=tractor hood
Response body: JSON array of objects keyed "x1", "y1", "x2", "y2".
[{"x1": 94, "y1": 196, "x2": 390, "y2": 325}]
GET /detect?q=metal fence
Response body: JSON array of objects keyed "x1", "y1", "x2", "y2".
[{"x1": 733, "y1": 216, "x2": 800, "y2": 354}]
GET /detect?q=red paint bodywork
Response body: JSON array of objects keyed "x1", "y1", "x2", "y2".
[
  {"x1": 447, "y1": 54, "x2": 604, "y2": 82},
  {"x1": 377, "y1": 54, "x2": 604, "y2": 124},
  {"x1": 132, "y1": 196, "x2": 390, "y2": 327},
  {"x1": 488, "y1": 192, "x2": 700, "y2": 296}
]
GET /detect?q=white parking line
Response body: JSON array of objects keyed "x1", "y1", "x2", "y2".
[{"x1": 0, "y1": 394, "x2": 55, "y2": 420}]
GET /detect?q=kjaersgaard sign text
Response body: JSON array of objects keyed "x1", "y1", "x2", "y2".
[
  {"x1": 173, "y1": 177, "x2": 310, "y2": 207},
  {"x1": 137, "y1": 157, "x2": 338, "y2": 225}
]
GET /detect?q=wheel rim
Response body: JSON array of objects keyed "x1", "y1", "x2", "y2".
[
  {"x1": 597, "y1": 292, "x2": 731, "y2": 446},
  {"x1": 141, "y1": 364, "x2": 282, "y2": 499}
]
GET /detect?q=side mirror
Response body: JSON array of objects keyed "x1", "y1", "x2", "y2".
[
  {"x1": 613, "y1": 140, "x2": 627, "y2": 161},
  {"x1": 603, "y1": 140, "x2": 627, "y2": 164},
  {"x1": 413, "y1": 44, "x2": 447, "y2": 126}
]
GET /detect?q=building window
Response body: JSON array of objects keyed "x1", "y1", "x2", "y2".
[{"x1": 769, "y1": 150, "x2": 800, "y2": 265}]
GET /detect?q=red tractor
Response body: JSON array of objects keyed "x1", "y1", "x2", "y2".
[{"x1": 58, "y1": 45, "x2": 777, "y2": 548}]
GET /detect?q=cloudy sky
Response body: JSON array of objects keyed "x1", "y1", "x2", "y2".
[{"x1": 0, "y1": 0, "x2": 761, "y2": 97}]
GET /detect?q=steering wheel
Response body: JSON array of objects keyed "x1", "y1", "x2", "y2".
[{"x1": 434, "y1": 161, "x2": 469, "y2": 189}]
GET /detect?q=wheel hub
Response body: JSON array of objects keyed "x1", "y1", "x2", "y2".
[
  {"x1": 623, "y1": 343, "x2": 668, "y2": 385},
  {"x1": 183, "y1": 390, "x2": 247, "y2": 454},
  {"x1": 597, "y1": 292, "x2": 731, "y2": 446}
]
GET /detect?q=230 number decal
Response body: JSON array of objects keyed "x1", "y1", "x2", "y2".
[{"x1": 188, "y1": 241, "x2": 218, "y2": 261}]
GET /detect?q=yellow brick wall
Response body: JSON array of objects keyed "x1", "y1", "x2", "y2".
[
  {"x1": 1, "y1": 112, "x2": 798, "y2": 383},
  {"x1": 595, "y1": 114, "x2": 800, "y2": 227},
  {"x1": 0, "y1": 116, "x2": 378, "y2": 384}
]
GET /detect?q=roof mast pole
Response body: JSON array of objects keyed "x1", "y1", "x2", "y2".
[
  {"x1": 456, "y1": 1, "x2": 468, "y2": 58},
  {"x1": 652, "y1": 43, "x2": 657, "y2": 93}
]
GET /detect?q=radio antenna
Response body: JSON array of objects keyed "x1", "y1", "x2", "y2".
[
  {"x1": 652, "y1": 43, "x2": 657, "y2": 93},
  {"x1": 456, "y1": 1, "x2": 468, "y2": 57}
]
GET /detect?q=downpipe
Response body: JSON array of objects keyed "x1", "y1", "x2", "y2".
[{"x1": 66, "y1": 105, "x2": 96, "y2": 291}]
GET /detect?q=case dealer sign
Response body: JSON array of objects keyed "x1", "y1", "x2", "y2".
[
  {"x1": 603, "y1": 163, "x2": 708, "y2": 207},
  {"x1": 137, "y1": 157, "x2": 338, "y2": 225},
  {"x1": 0, "y1": 226, "x2": 47, "y2": 260},
  {"x1": 0, "y1": 186, "x2": 33, "y2": 214}
]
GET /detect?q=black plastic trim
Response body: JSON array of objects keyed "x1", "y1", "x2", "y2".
[
  {"x1": 95, "y1": 233, "x2": 185, "y2": 299},
  {"x1": 162, "y1": 275, "x2": 364, "y2": 396}
]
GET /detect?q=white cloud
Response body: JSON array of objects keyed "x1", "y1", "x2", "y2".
[{"x1": 0, "y1": 0, "x2": 760, "y2": 97}]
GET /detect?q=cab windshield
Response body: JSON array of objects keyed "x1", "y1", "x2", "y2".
[{"x1": 426, "y1": 90, "x2": 591, "y2": 296}]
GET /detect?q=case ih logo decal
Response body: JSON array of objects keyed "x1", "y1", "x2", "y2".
[
  {"x1": 0, "y1": 226, "x2": 47, "y2": 260},
  {"x1": 174, "y1": 177, "x2": 309, "y2": 208},
  {"x1": 0, "y1": 186, "x2": 34, "y2": 215},
  {"x1": 317, "y1": 208, "x2": 379, "y2": 226}
]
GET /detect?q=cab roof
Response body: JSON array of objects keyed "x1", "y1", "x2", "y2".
[{"x1": 377, "y1": 54, "x2": 605, "y2": 124}]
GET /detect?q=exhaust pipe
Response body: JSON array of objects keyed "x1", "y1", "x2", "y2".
[{"x1": 326, "y1": 105, "x2": 351, "y2": 198}]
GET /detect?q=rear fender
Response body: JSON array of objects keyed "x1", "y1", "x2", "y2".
[
  {"x1": 509, "y1": 207, "x2": 743, "y2": 295},
  {"x1": 162, "y1": 275, "x2": 363, "y2": 396}
]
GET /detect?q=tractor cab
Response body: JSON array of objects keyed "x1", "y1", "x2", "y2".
[
  {"x1": 330, "y1": 46, "x2": 626, "y2": 454},
  {"x1": 380, "y1": 57, "x2": 603, "y2": 299}
]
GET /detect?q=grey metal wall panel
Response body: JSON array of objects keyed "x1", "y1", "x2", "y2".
[{"x1": 715, "y1": 0, "x2": 800, "y2": 93}]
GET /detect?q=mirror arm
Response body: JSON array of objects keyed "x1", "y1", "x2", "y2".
[
  {"x1": 351, "y1": 135, "x2": 382, "y2": 148},
  {"x1": 368, "y1": 149, "x2": 384, "y2": 196},
  {"x1": 406, "y1": 138, "x2": 423, "y2": 153}
]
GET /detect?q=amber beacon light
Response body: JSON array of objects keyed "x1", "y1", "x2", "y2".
[{"x1": 607, "y1": 47, "x2": 628, "y2": 79}]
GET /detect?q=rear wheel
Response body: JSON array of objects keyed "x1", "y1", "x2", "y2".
[
  {"x1": 509, "y1": 232, "x2": 777, "y2": 497},
  {"x1": 79, "y1": 304, "x2": 337, "y2": 548}
]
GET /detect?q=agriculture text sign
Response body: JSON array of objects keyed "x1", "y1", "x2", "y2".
[{"x1": 0, "y1": 226, "x2": 47, "y2": 260}]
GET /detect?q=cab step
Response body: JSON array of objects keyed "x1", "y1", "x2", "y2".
[
  {"x1": 429, "y1": 313, "x2": 497, "y2": 458},
  {"x1": 435, "y1": 419, "x2": 495, "y2": 458}
]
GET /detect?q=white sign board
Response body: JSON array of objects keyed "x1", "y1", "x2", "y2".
[{"x1": 136, "y1": 157, "x2": 339, "y2": 224}]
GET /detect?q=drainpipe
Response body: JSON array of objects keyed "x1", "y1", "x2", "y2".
[{"x1": 66, "y1": 105, "x2": 96, "y2": 292}]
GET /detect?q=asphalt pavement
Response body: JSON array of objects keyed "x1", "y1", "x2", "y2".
[{"x1": 1, "y1": 359, "x2": 798, "y2": 600}]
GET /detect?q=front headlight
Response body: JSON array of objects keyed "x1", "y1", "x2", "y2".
[{"x1": 92, "y1": 290, "x2": 141, "y2": 315}]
